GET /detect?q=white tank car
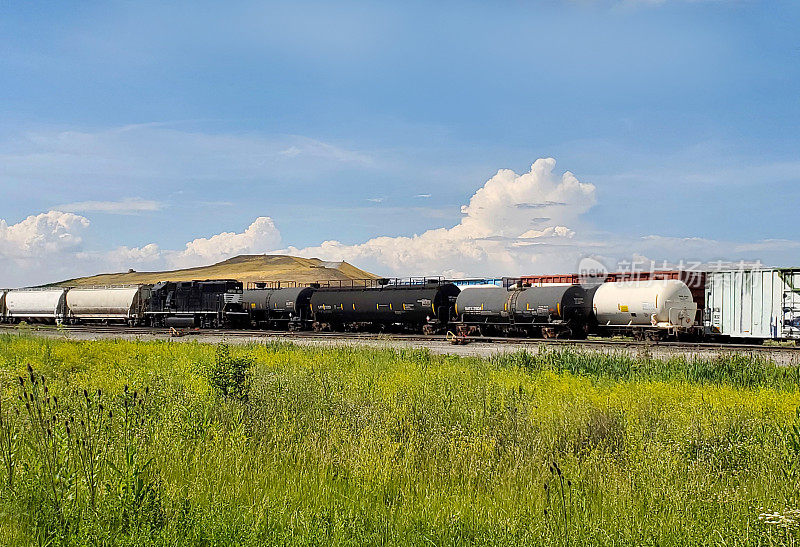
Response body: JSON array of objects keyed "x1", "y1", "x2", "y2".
[
  {"x1": 66, "y1": 286, "x2": 150, "y2": 323},
  {"x1": 592, "y1": 279, "x2": 696, "y2": 330},
  {"x1": 5, "y1": 288, "x2": 69, "y2": 323}
]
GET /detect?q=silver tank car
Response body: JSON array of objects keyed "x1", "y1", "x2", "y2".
[
  {"x1": 455, "y1": 285, "x2": 591, "y2": 338},
  {"x1": 66, "y1": 286, "x2": 151, "y2": 325},
  {"x1": 5, "y1": 288, "x2": 69, "y2": 324},
  {"x1": 592, "y1": 279, "x2": 697, "y2": 339}
]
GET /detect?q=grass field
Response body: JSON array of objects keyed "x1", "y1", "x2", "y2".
[{"x1": 0, "y1": 334, "x2": 799, "y2": 545}]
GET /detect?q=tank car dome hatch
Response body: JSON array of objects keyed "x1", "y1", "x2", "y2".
[{"x1": 592, "y1": 279, "x2": 697, "y2": 330}]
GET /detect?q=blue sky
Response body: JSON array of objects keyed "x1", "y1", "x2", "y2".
[{"x1": 1, "y1": 1, "x2": 799, "y2": 286}]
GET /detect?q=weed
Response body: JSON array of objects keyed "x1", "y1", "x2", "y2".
[
  {"x1": 0, "y1": 335, "x2": 795, "y2": 545},
  {"x1": 209, "y1": 343, "x2": 253, "y2": 401}
]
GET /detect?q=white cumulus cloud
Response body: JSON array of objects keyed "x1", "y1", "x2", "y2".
[
  {"x1": 170, "y1": 216, "x2": 282, "y2": 268},
  {"x1": 283, "y1": 158, "x2": 597, "y2": 276},
  {"x1": 0, "y1": 211, "x2": 90, "y2": 259},
  {"x1": 105, "y1": 243, "x2": 163, "y2": 266},
  {"x1": 0, "y1": 211, "x2": 93, "y2": 287}
]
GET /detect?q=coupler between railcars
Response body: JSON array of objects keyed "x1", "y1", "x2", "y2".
[{"x1": 422, "y1": 319, "x2": 449, "y2": 335}]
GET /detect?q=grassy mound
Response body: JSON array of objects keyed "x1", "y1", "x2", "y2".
[{"x1": 45, "y1": 254, "x2": 379, "y2": 287}]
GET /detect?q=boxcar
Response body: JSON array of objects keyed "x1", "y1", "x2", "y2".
[
  {"x1": 310, "y1": 282, "x2": 460, "y2": 333},
  {"x1": 705, "y1": 268, "x2": 800, "y2": 341}
]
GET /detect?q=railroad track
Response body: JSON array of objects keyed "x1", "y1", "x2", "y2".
[{"x1": 1, "y1": 323, "x2": 798, "y2": 355}]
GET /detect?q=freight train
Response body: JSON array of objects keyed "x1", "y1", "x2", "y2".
[
  {"x1": 0, "y1": 267, "x2": 797, "y2": 343},
  {"x1": 0, "y1": 281, "x2": 247, "y2": 328}
]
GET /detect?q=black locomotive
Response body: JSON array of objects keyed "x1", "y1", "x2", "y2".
[{"x1": 147, "y1": 279, "x2": 247, "y2": 328}]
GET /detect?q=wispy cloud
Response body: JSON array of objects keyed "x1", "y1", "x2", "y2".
[
  {"x1": 414, "y1": 193, "x2": 432, "y2": 198},
  {"x1": 366, "y1": 197, "x2": 385, "y2": 203},
  {"x1": 0, "y1": 125, "x2": 376, "y2": 192},
  {"x1": 276, "y1": 136, "x2": 373, "y2": 164},
  {"x1": 196, "y1": 200, "x2": 236, "y2": 207},
  {"x1": 55, "y1": 198, "x2": 164, "y2": 215}
]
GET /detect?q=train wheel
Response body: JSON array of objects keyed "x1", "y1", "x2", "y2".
[{"x1": 646, "y1": 330, "x2": 665, "y2": 342}]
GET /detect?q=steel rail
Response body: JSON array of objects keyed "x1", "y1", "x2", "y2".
[{"x1": 1, "y1": 324, "x2": 797, "y2": 354}]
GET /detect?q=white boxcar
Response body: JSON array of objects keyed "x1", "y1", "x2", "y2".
[
  {"x1": 705, "y1": 268, "x2": 800, "y2": 340},
  {"x1": 5, "y1": 288, "x2": 69, "y2": 323},
  {"x1": 593, "y1": 280, "x2": 697, "y2": 331},
  {"x1": 66, "y1": 286, "x2": 150, "y2": 324}
]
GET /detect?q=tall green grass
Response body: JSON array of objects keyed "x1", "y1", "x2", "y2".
[{"x1": 0, "y1": 333, "x2": 798, "y2": 545}]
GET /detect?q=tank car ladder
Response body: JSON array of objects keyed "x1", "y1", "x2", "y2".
[{"x1": 506, "y1": 289, "x2": 520, "y2": 327}]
